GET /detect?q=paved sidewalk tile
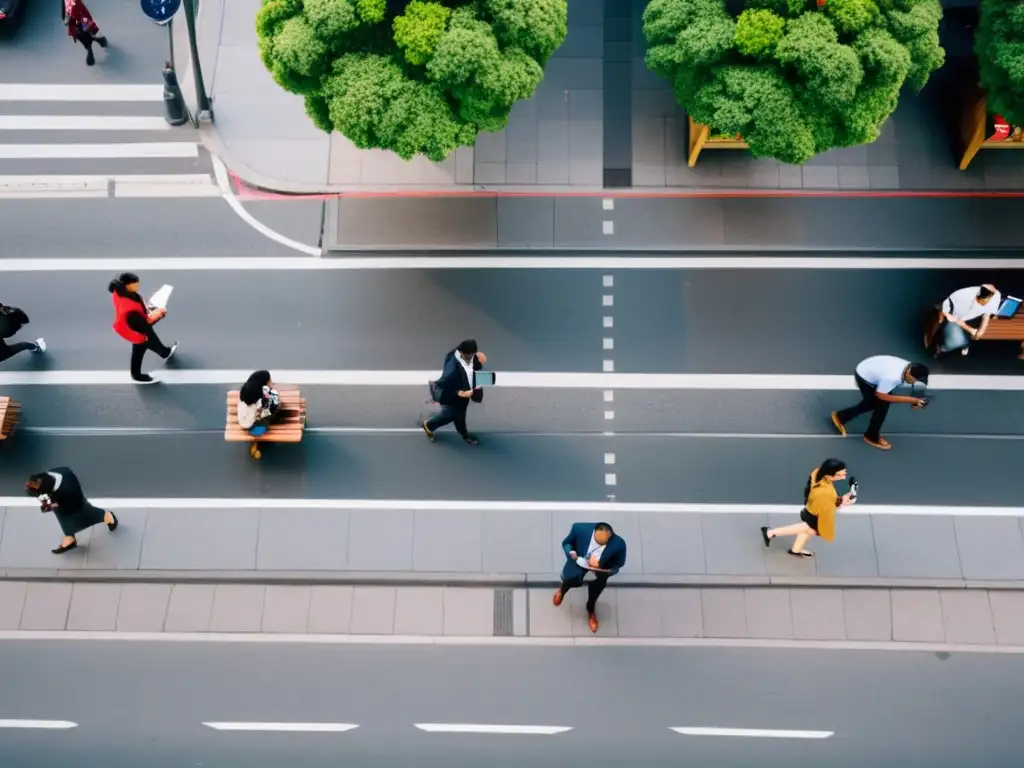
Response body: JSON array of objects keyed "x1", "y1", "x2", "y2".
[
  {"x1": 528, "y1": 588, "x2": 572, "y2": 636},
  {"x1": 815, "y1": 516, "x2": 879, "y2": 578},
  {"x1": 953, "y1": 517, "x2": 1024, "y2": 580},
  {"x1": 140, "y1": 509, "x2": 258, "y2": 570},
  {"x1": 209, "y1": 585, "x2": 265, "y2": 632},
  {"x1": 394, "y1": 587, "x2": 444, "y2": 635},
  {"x1": 164, "y1": 584, "x2": 216, "y2": 632},
  {"x1": 443, "y1": 587, "x2": 494, "y2": 636},
  {"x1": 661, "y1": 588, "x2": 703, "y2": 638},
  {"x1": 988, "y1": 592, "x2": 1024, "y2": 646},
  {"x1": 261, "y1": 586, "x2": 312, "y2": 633},
  {"x1": 0, "y1": 582, "x2": 26, "y2": 630},
  {"x1": 744, "y1": 588, "x2": 794, "y2": 639},
  {"x1": 791, "y1": 589, "x2": 847, "y2": 640},
  {"x1": 615, "y1": 588, "x2": 663, "y2": 637},
  {"x1": 842, "y1": 590, "x2": 892, "y2": 641},
  {"x1": 66, "y1": 584, "x2": 121, "y2": 631},
  {"x1": 116, "y1": 584, "x2": 171, "y2": 632},
  {"x1": 702, "y1": 515, "x2": 767, "y2": 576},
  {"x1": 20, "y1": 583, "x2": 72, "y2": 630},
  {"x1": 257, "y1": 509, "x2": 350, "y2": 570},
  {"x1": 347, "y1": 510, "x2": 414, "y2": 571},
  {"x1": 84, "y1": 509, "x2": 147, "y2": 570},
  {"x1": 891, "y1": 589, "x2": 945, "y2": 642},
  {"x1": 639, "y1": 514, "x2": 704, "y2": 575},
  {"x1": 307, "y1": 586, "x2": 354, "y2": 634},
  {"x1": 413, "y1": 511, "x2": 483, "y2": 572},
  {"x1": 873, "y1": 516, "x2": 962, "y2": 579},
  {"x1": 939, "y1": 590, "x2": 996, "y2": 645},
  {"x1": 350, "y1": 586, "x2": 396, "y2": 634},
  {"x1": 481, "y1": 509, "x2": 552, "y2": 573},
  {"x1": 568, "y1": 586, "x2": 617, "y2": 636},
  {"x1": 0, "y1": 509, "x2": 91, "y2": 569},
  {"x1": 701, "y1": 589, "x2": 747, "y2": 638}
]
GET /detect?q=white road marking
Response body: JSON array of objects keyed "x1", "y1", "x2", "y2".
[
  {"x1": 603, "y1": 338, "x2": 614, "y2": 350},
  {"x1": 0, "y1": 84, "x2": 164, "y2": 102},
  {"x1": 605, "y1": 473, "x2": 617, "y2": 485},
  {"x1": 604, "y1": 453, "x2": 616, "y2": 465},
  {"x1": 603, "y1": 390, "x2": 614, "y2": 402},
  {"x1": 602, "y1": 221, "x2": 614, "y2": 235},
  {"x1": 5, "y1": 256, "x2": 1024, "y2": 272},
  {"x1": 0, "y1": 115, "x2": 171, "y2": 131},
  {"x1": 0, "y1": 143, "x2": 198, "y2": 159},
  {"x1": 603, "y1": 316, "x2": 614, "y2": 328},
  {"x1": 602, "y1": 294, "x2": 614, "y2": 306},
  {"x1": 602, "y1": 199, "x2": 614, "y2": 210},
  {"x1": 604, "y1": 410, "x2": 615, "y2": 420},
  {"x1": 603, "y1": 275, "x2": 614, "y2": 287},
  {"x1": 671, "y1": 727, "x2": 833, "y2": 739},
  {"x1": 0, "y1": 497, "x2": 1017, "y2": 517},
  {"x1": 203, "y1": 722, "x2": 358, "y2": 732},
  {"x1": 211, "y1": 156, "x2": 322, "y2": 257},
  {"x1": 414, "y1": 723, "x2": 571, "y2": 735},
  {"x1": 602, "y1": 361, "x2": 615, "y2": 372},
  {"x1": 0, "y1": 720, "x2": 78, "y2": 729}
]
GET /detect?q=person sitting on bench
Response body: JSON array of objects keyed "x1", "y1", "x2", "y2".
[
  {"x1": 236, "y1": 370, "x2": 297, "y2": 433},
  {"x1": 932, "y1": 283, "x2": 1001, "y2": 357}
]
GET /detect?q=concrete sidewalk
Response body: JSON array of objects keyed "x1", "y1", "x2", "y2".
[
  {"x1": 181, "y1": 0, "x2": 1022, "y2": 195},
  {"x1": 1, "y1": 506, "x2": 1023, "y2": 587},
  {"x1": 2, "y1": 581, "x2": 1022, "y2": 646}
]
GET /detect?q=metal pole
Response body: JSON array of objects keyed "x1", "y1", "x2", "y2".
[
  {"x1": 182, "y1": 0, "x2": 212, "y2": 120},
  {"x1": 167, "y1": 17, "x2": 175, "y2": 71}
]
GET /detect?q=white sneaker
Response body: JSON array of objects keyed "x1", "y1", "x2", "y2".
[
  {"x1": 33, "y1": 338, "x2": 46, "y2": 353},
  {"x1": 163, "y1": 342, "x2": 178, "y2": 364}
]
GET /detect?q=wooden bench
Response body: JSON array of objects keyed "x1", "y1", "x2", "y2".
[
  {"x1": 924, "y1": 306, "x2": 1024, "y2": 355},
  {"x1": 959, "y1": 89, "x2": 1024, "y2": 171},
  {"x1": 0, "y1": 397, "x2": 21, "y2": 441},
  {"x1": 225, "y1": 388, "x2": 307, "y2": 460},
  {"x1": 687, "y1": 116, "x2": 748, "y2": 167}
]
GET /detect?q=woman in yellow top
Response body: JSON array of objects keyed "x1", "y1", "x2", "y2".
[{"x1": 760, "y1": 458, "x2": 854, "y2": 558}]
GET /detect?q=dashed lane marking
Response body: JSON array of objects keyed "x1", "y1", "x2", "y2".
[
  {"x1": 414, "y1": 724, "x2": 572, "y2": 735},
  {"x1": 203, "y1": 722, "x2": 359, "y2": 732},
  {"x1": 671, "y1": 727, "x2": 834, "y2": 739}
]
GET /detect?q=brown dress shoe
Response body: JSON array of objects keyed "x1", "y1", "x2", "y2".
[
  {"x1": 588, "y1": 612, "x2": 599, "y2": 633},
  {"x1": 552, "y1": 590, "x2": 563, "y2": 607}
]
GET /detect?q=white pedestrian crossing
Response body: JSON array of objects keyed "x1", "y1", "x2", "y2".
[{"x1": 0, "y1": 82, "x2": 220, "y2": 199}]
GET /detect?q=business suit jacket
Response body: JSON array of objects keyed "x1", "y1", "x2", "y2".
[
  {"x1": 434, "y1": 349, "x2": 484, "y2": 408},
  {"x1": 560, "y1": 522, "x2": 627, "y2": 582}
]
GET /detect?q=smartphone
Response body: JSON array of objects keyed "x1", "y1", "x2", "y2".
[
  {"x1": 848, "y1": 478, "x2": 859, "y2": 503},
  {"x1": 475, "y1": 371, "x2": 496, "y2": 387}
]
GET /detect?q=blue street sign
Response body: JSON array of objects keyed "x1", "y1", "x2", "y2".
[{"x1": 141, "y1": 0, "x2": 181, "y2": 24}]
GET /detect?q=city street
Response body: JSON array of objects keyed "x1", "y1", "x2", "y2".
[{"x1": 0, "y1": 641, "x2": 1018, "y2": 767}]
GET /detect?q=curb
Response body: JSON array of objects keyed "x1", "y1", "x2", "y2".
[{"x1": 1, "y1": 570, "x2": 1021, "y2": 590}]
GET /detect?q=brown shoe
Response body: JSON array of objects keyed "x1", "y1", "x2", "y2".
[
  {"x1": 552, "y1": 590, "x2": 563, "y2": 607},
  {"x1": 830, "y1": 411, "x2": 846, "y2": 437},
  {"x1": 588, "y1": 612, "x2": 599, "y2": 633},
  {"x1": 864, "y1": 436, "x2": 891, "y2": 450},
  {"x1": 421, "y1": 421, "x2": 435, "y2": 442}
]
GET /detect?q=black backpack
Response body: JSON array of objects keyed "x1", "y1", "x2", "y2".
[{"x1": 0, "y1": 304, "x2": 29, "y2": 339}]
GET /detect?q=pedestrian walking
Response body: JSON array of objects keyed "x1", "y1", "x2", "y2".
[
  {"x1": 552, "y1": 522, "x2": 627, "y2": 633},
  {"x1": 62, "y1": 0, "x2": 107, "y2": 67},
  {"x1": 925, "y1": 283, "x2": 1001, "y2": 358},
  {"x1": 830, "y1": 355, "x2": 928, "y2": 450},
  {"x1": 108, "y1": 272, "x2": 178, "y2": 384},
  {"x1": 761, "y1": 458, "x2": 855, "y2": 558},
  {"x1": 25, "y1": 467, "x2": 118, "y2": 555},
  {"x1": 0, "y1": 302, "x2": 45, "y2": 363},
  {"x1": 422, "y1": 339, "x2": 487, "y2": 446}
]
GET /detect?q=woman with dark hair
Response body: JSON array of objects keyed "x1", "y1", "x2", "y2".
[
  {"x1": 62, "y1": 0, "x2": 108, "y2": 67},
  {"x1": 760, "y1": 459, "x2": 855, "y2": 558},
  {"x1": 25, "y1": 467, "x2": 117, "y2": 555},
  {"x1": 108, "y1": 272, "x2": 178, "y2": 384},
  {"x1": 236, "y1": 371, "x2": 300, "y2": 457},
  {"x1": 927, "y1": 283, "x2": 1001, "y2": 357}
]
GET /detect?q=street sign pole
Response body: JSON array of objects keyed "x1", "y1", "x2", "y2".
[
  {"x1": 182, "y1": 0, "x2": 213, "y2": 122},
  {"x1": 167, "y1": 16, "x2": 175, "y2": 71}
]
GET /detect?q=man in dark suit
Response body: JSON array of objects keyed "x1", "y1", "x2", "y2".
[
  {"x1": 552, "y1": 522, "x2": 627, "y2": 633},
  {"x1": 422, "y1": 339, "x2": 487, "y2": 446}
]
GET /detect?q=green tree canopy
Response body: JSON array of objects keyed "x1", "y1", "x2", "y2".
[
  {"x1": 643, "y1": 0, "x2": 945, "y2": 164},
  {"x1": 257, "y1": 0, "x2": 567, "y2": 161},
  {"x1": 976, "y1": 0, "x2": 1024, "y2": 126}
]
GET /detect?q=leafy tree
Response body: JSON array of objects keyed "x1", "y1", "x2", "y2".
[
  {"x1": 256, "y1": 0, "x2": 568, "y2": 161},
  {"x1": 976, "y1": 0, "x2": 1024, "y2": 125},
  {"x1": 643, "y1": 0, "x2": 945, "y2": 164}
]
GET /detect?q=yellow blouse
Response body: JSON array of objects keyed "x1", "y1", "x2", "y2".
[{"x1": 805, "y1": 468, "x2": 839, "y2": 542}]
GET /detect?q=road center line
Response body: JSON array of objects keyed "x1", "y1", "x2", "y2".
[
  {"x1": 414, "y1": 723, "x2": 572, "y2": 735},
  {"x1": 203, "y1": 722, "x2": 358, "y2": 732},
  {"x1": 671, "y1": 727, "x2": 833, "y2": 739},
  {"x1": 0, "y1": 720, "x2": 78, "y2": 729}
]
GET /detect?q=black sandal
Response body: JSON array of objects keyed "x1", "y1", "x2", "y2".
[
  {"x1": 107, "y1": 512, "x2": 118, "y2": 531},
  {"x1": 760, "y1": 526, "x2": 771, "y2": 547},
  {"x1": 52, "y1": 540, "x2": 78, "y2": 555},
  {"x1": 787, "y1": 549, "x2": 813, "y2": 558}
]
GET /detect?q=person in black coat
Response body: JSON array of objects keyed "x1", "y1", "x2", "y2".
[
  {"x1": 0, "y1": 302, "x2": 45, "y2": 362},
  {"x1": 25, "y1": 468, "x2": 118, "y2": 555},
  {"x1": 552, "y1": 522, "x2": 627, "y2": 634},
  {"x1": 422, "y1": 339, "x2": 487, "y2": 446}
]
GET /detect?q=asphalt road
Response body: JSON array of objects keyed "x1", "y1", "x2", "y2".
[{"x1": 0, "y1": 642, "x2": 1017, "y2": 768}]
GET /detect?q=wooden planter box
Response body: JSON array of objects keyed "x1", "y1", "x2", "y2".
[
  {"x1": 959, "y1": 90, "x2": 1024, "y2": 170},
  {"x1": 687, "y1": 116, "x2": 748, "y2": 167}
]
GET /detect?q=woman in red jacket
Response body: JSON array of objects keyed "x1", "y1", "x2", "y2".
[
  {"x1": 109, "y1": 272, "x2": 178, "y2": 384},
  {"x1": 62, "y1": 0, "x2": 108, "y2": 67}
]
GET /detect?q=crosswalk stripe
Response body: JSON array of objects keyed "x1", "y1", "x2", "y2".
[
  {"x1": 0, "y1": 115, "x2": 171, "y2": 131},
  {"x1": 0, "y1": 143, "x2": 199, "y2": 159},
  {"x1": 0, "y1": 174, "x2": 220, "y2": 199},
  {"x1": 0, "y1": 84, "x2": 164, "y2": 102}
]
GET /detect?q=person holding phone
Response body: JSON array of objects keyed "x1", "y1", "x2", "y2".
[
  {"x1": 422, "y1": 339, "x2": 487, "y2": 446},
  {"x1": 830, "y1": 356, "x2": 928, "y2": 450},
  {"x1": 761, "y1": 458, "x2": 854, "y2": 558}
]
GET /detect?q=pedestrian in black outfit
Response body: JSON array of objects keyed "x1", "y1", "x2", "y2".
[
  {"x1": 108, "y1": 273, "x2": 178, "y2": 384},
  {"x1": 0, "y1": 302, "x2": 45, "y2": 363},
  {"x1": 63, "y1": 0, "x2": 108, "y2": 67},
  {"x1": 831, "y1": 355, "x2": 929, "y2": 450},
  {"x1": 422, "y1": 339, "x2": 487, "y2": 446},
  {"x1": 25, "y1": 468, "x2": 117, "y2": 555}
]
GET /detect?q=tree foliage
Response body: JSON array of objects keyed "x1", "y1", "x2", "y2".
[
  {"x1": 976, "y1": 0, "x2": 1024, "y2": 125},
  {"x1": 643, "y1": 0, "x2": 945, "y2": 164},
  {"x1": 257, "y1": 0, "x2": 567, "y2": 161}
]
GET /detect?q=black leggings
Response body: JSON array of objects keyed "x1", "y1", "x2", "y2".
[
  {"x1": 0, "y1": 339, "x2": 36, "y2": 363},
  {"x1": 558, "y1": 573, "x2": 610, "y2": 613},
  {"x1": 130, "y1": 331, "x2": 171, "y2": 379}
]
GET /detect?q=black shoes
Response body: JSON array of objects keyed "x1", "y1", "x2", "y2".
[
  {"x1": 107, "y1": 512, "x2": 118, "y2": 531},
  {"x1": 52, "y1": 540, "x2": 78, "y2": 555},
  {"x1": 86, "y1": 50, "x2": 95, "y2": 66},
  {"x1": 133, "y1": 374, "x2": 155, "y2": 384},
  {"x1": 96, "y1": 36, "x2": 108, "y2": 48}
]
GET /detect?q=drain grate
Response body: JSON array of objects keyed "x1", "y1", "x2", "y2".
[{"x1": 493, "y1": 589, "x2": 514, "y2": 636}]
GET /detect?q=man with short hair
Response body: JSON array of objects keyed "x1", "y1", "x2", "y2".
[
  {"x1": 831, "y1": 356, "x2": 929, "y2": 450},
  {"x1": 552, "y1": 522, "x2": 627, "y2": 633},
  {"x1": 929, "y1": 283, "x2": 1001, "y2": 357},
  {"x1": 0, "y1": 302, "x2": 45, "y2": 363},
  {"x1": 422, "y1": 339, "x2": 487, "y2": 446}
]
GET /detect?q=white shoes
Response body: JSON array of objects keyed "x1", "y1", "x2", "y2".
[{"x1": 33, "y1": 337, "x2": 46, "y2": 353}]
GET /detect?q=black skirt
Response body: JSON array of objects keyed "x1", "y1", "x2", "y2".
[
  {"x1": 800, "y1": 508, "x2": 819, "y2": 533},
  {"x1": 53, "y1": 502, "x2": 106, "y2": 537}
]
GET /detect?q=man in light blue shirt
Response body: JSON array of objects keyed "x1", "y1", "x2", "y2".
[{"x1": 831, "y1": 355, "x2": 929, "y2": 450}]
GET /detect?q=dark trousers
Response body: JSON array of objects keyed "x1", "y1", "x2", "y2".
[
  {"x1": 254, "y1": 407, "x2": 298, "y2": 429},
  {"x1": 426, "y1": 404, "x2": 469, "y2": 438},
  {"x1": 559, "y1": 573, "x2": 610, "y2": 613},
  {"x1": 0, "y1": 339, "x2": 35, "y2": 363},
  {"x1": 130, "y1": 331, "x2": 171, "y2": 379},
  {"x1": 835, "y1": 373, "x2": 889, "y2": 441}
]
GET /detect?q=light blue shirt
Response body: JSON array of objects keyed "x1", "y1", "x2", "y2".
[{"x1": 856, "y1": 355, "x2": 909, "y2": 395}]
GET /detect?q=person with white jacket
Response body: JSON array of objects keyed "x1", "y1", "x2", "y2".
[{"x1": 237, "y1": 370, "x2": 299, "y2": 430}]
